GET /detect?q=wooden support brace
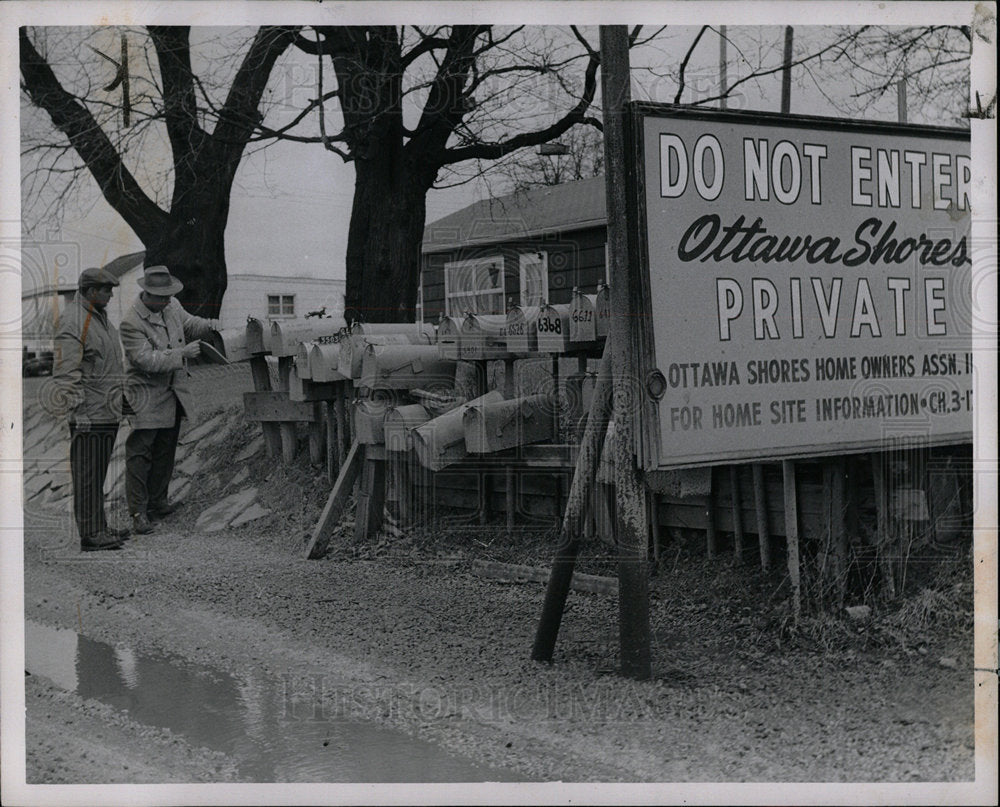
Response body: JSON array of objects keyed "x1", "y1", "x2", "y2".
[
  {"x1": 304, "y1": 440, "x2": 365, "y2": 559},
  {"x1": 752, "y1": 463, "x2": 771, "y2": 570},
  {"x1": 782, "y1": 459, "x2": 801, "y2": 618},
  {"x1": 830, "y1": 456, "x2": 848, "y2": 608},
  {"x1": 705, "y1": 466, "x2": 717, "y2": 559},
  {"x1": 249, "y1": 355, "x2": 281, "y2": 457},
  {"x1": 870, "y1": 452, "x2": 894, "y2": 597},
  {"x1": 243, "y1": 392, "x2": 318, "y2": 422},
  {"x1": 479, "y1": 471, "x2": 492, "y2": 525},
  {"x1": 334, "y1": 382, "x2": 348, "y2": 466},
  {"x1": 354, "y1": 453, "x2": 386, "y2": 541},
  {"x1": 277, "y1": 356, "x2": 297, "y2": 463},
  {"x1": 503, "y1": 357, "x2": 516, "y2": 398},
  {"x1": 308, "y1": 402, "x2": 324, "y2": 466},
  {"x1": 532, "y1": 342, "x2": 612, "y2": 663},
  {"x1": 648, "y1": 491, "x2": 660, "y2": 565},
  {"x1": 505, "y1": 465, "x2": 515, "y2": 531},
  {"x1": 730, "y1": 465, "x2": 744, "y2": 564},
  {"x1": 398, "y1": 451, "x2": 414, "y2": 528},
  {"x1": 325, "y1": 402, "x2": 338, "y2": 481}
]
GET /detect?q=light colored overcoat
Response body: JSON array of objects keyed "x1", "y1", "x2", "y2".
[
  {"x1": 51, "y1": 293, "x2": 125, "y2": 426},
  {"x1": 120, "y1": 297, "x2": 214, "y2": 429}
]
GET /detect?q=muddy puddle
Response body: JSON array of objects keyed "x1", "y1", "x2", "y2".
[{"x1": 25, "y1": 619, "x2": 524, "y2": 782}]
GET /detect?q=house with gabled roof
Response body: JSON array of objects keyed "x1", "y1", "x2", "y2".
[{"x1": 419, "y1": 176, "x2": 608, "y2": 322}]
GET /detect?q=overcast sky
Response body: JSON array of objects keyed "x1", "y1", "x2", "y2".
[{"x1": 12, "y1": 10, "x2": 978, "y2": 295}]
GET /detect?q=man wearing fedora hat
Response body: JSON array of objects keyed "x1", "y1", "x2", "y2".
[
  {"x1": 120, "y1": 264, "x2": 216, "y2": 535},
  {"x1": 51, "y1": 266, "x2": 131, "y2": 551}
]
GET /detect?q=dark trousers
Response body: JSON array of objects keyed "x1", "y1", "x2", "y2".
[
  {"x1": 69, "y1": 423, "x2": 119, "y2": 539},
  {"x1": 125, "y1": 410, "x2": 182, "y2": 516}
]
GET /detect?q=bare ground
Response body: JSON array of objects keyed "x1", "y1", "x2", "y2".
[{"x1": 17, "y1": 367, "x2": 978, "y2": 787}]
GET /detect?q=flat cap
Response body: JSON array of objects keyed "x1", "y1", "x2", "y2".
[{"x1": 78, "y1": 267, "x2": 120, "y2": 289}]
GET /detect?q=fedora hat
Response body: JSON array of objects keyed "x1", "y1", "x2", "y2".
[{"x1": 137, "y1": 265, "x2": 184, "y2": 296}]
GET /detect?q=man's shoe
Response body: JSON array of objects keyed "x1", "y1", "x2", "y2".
[
  {"x1": 105, "y1": 524, "x2": 131, "y2": 539},
  {"x1": 148, "y1": 501, "x2": 179, "y2": 519},
  {"x1": 81, "y1": 532, "x2": 125, "y2": 552},
  {"x1": 131, "y1": 513, "x2": 154, "y2": 535}
]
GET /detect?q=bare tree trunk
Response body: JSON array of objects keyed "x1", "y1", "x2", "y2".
[
  {"x1": 344, "y1": 158, "x2": 431, "y2": 324},
  {"x1": 145, "y1": 213, "x2": 229, "y2": 318}
]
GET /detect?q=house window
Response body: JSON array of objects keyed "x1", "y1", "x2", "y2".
[
  {"x1": 443, "y1": 256, "x2": 505, "y2": 316},
  {"x1": 267, "y1": 294, "x2": 295, "y2": 318},
  {"x1": 518, "y1": 251, "x2": 548, "y2": 307}
]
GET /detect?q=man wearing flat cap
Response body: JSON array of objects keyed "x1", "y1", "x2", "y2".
[
  {"x1": 120, "y1": 265, "x2": 215, "y2": 535},
  {"x1": 51, "y1": 266, "x2": 130, "y2": 551}
]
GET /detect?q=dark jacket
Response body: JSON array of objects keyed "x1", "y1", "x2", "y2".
[{"x1": 51, "y1": 293, "x2": 125, "y2": 426}]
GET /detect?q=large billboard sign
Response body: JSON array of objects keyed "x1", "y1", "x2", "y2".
[{"x1": 635, "y1": 106, "x2": 972, "y2": 468}]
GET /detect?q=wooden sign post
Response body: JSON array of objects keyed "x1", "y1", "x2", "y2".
[{"x1": 600, "y1": 25, "x2": 652, "y2": 680}]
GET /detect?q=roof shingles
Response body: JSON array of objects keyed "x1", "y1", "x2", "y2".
[{"x1": 423, "y1": 176, "x2": 606, "y2": 253}]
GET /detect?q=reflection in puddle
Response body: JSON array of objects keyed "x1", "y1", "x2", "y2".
[{"x1": 25, "y1": 620, "x2": 522, "y2": 782}]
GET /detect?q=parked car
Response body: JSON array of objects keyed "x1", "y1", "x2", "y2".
[{"x1": 23, "y1": 351, "x2": 53, "y2": 377}]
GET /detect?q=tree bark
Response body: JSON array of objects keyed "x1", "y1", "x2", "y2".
[
  {"x1": 344, "y1": 158, "x2": 432, "y2": 324},
  {"x1": 21, "y1": 26, "x2": 297, "y2": 317},
  {"x1": 145, "y1": 211, "x2": 230, "y2": 318}
]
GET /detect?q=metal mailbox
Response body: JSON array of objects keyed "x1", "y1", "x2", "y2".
[
  {"x1": 459, "y1": 313, "x2": 510, "y2": 360},
  {"x1": 208, "y1": 328, "x2": 249, "y2": 363},
  {"x1": 245, "y1": 317, "x2": 272, "y2": 355},
  {"x1": 270, "y1": 319, "x2": 344, "y2": 357},
  {"x1": 309, "y1": 343, "x2": 347, "y2": 382},
  {"x1": 505, "y1": 305, "x2": 540, "y2": 354},
  {"x1": 353, "y1": 399, "x2": 392, "y2": 445},
  {"x1": 351, "y1": 322, "x2": 436, "y2": 340},
  {"x1": 412, "y1": 391, "x2": 504, "y2": 471},
  {"x1": 436, "y1": 316, "x2": 464, "y2": 359},
  {"x1": 295, "y1": 341, "x2": 316, "y2": 379},
  {"x1": 569, "y1": 289, "x2": 598, "y2": 342},
  {"x1": 339, "y1": 334, "x2": 414, "y2": 380},
  {"x1": 463, "y1": 393, "x2": 555, "y2": 454},
  {"x1": 535, "y1": 303, "x2": 572, "y2": 353},
  {"x1": 289, "y1": 363, "x2": 338, "y2": 402},
  {"x1": 359, "y1": 344, "x2": 457, "y2": 390},
  {"x1": 595, "y1": 283, "x2": 611, "y2": 338},
  {"x1": 384, "y1": 404, "x2": 431, "y2": 452}
]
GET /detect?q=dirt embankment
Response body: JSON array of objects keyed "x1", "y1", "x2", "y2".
[{"x1": 19, "y1": 366, "x2": 978, "y2": 785}]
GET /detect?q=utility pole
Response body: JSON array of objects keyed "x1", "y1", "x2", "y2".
[
  {"x1": 719, "y1": 25, "x2": 728, "y2": 110},
  {"x1": 781, "y1": 26, "x2": 794, "y2": 114},
  {"x1": 599, "y1": 25, "x2": 652, "y2": 681}
]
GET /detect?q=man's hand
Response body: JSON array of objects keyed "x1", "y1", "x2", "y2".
[{"x1": 182, "y1": 341, "x2": 202, "y2": 359}]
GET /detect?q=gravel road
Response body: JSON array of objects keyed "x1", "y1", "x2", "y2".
[{"x1": 15, "y1": 367, "x2": 981, "y2": 794}]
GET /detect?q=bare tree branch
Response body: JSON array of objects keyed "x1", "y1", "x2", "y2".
[
  {"x1": 674, "y1": 25, "x2": 709, "y2": 104},
  {"x1": 20, "y1": 26, "x2": 168, "y2": 243}
]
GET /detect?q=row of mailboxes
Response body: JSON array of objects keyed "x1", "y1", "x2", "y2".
[
  {"x1": 411, "y1": 391, "x2": 503, "y2": 471},
  {"x1": 357, "y1": 391, "x2": 556, "y2": 471},
  {"x1": 211, "y1": 317, "x2": 346, "y2": 364},
  {"x1": 437, "y1": 285, "x2": 611, "y2": 358},
  {"x1": 270, "y1": 319, "x2": 345, "y2": 357},
  {"x1": 359, "y1": 344, "x2": 458, "y2": 390},
  {"x1": 217, "y1": 283, "x2": 608, "y2": 363},
  {"x1": 295, "y1": 323, "x2": 440, "y2": 386}
]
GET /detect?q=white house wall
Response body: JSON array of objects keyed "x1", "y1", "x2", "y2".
[
  {"x1": 219, "y1": 274, "x2": 346, "y2": 330},
  {"x1": 105, "y1": 270, "x2": 345, "y2": 333}
]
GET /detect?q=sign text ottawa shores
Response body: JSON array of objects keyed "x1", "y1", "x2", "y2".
[{"x1": 636, "y1": 106, "x2": 971, "y2": 467}]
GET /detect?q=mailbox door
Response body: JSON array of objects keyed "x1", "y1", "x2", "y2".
[
  {"x1": 570, "y1": 293, "x2": 597, "y2": 342},
  {"x1": 536, "y1": 306, "x2": 570, "y2": 353}
]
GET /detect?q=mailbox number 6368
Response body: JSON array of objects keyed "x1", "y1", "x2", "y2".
[{"x1": 538, "y1": 316, "x2": 562, "y2": 334}]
